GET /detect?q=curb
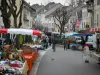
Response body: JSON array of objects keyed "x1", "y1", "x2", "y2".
[{"x1": 30, "y1": 47, "x2": 51, "y2": 75}]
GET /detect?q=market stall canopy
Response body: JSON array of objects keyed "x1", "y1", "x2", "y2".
[
  {"x1": 0, "y1": 28, "x2": 42, "y2": 36},
  {"x1": 72, "y1": 33, "x2": 92, "y2": 36}
]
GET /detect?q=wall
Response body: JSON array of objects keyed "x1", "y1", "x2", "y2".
[
  {"x1": 81, "y1": 6, "x2": 92, "y2": 30},
  {"x1": 0, "y1": 0, "x2": 4, "y2": 28},
  {"x1": 23, "y1": 7, "x2": 33, "y2": 29},
  {"x1": 94, "y1": 0, "x2": 100, "y2": 28}
]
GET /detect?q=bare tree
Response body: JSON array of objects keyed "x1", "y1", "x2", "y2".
[
  {"x1": 0, "y1": 0, "x2": 12, "y2": 28},
  {"x1": 0, "y1": 0, "x2": 24, "y2": 49},
  {"x1": 8, "y1": 0, "x2": 24, "y2": 28},
  {"x1": 53, "y1": 6, "x2": 72, "y2": 36},
  {"x1": 0, "y1": 0, "x2": 24, "y2": 28}
]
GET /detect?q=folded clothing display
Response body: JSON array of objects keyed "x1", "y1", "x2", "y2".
[{"x1": 0, "y1": 60, "x2": 24, "y2": 75}]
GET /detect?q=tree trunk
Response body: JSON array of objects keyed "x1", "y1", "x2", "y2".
[
  {"x1": 2, "y1": 17, "x2": 10, "y2": 28},
  {"x1": 60, "y1": 29, "x2": 62, "y2": 38},
  {"x1": 14, "y1": 17, "x2": 17, "y2": 28},
  {"x1": 15, "y1": 35, "x2": 20, "y2": 49}
]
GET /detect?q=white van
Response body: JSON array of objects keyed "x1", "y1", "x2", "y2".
[{"x1": 86, "y1": 34, "x2": 97, "y2": 49}]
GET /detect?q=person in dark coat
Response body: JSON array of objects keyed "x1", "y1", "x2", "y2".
[
  {"x1": 96, "y1": 35, "x2": 100, "y2": 52},
  {"x1": 49, "y1": 37, "x2": 52, "y2": 46},
  {"x1": 64, "y1": 38, "x2": 67, "y2": 50},
  {"x1": 52, "y1": 38, "x2": 56, "y2": 52},
  {"x1": 67, "y1": 39, "x2": 70, "y2": 49}
]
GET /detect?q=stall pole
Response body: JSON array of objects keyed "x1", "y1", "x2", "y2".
[
  {"x1": 10, "y1": 34, "x2": 11, "y2": 39},
  {"x1": 1, "y1": 34, "x2": 2, "y2": 39}
]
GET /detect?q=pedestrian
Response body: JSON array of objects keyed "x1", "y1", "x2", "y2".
[
  {"x1": 45, "y1": 37, "x2": 48, "y2": 49},
  {"x1": 96, "y1": 35, "x2": 100, "y2": 52},
  {"x1": 67, "y1": 39, "x2": 70, "y2": 49},
  {"x1": 64, "y1": 38, "x2": 67, "y2": 50},
  {"x1": 49, "y1": 37, "x2": 52, "y2": 46},
  {"x1": 52, "y1": 38, "x2": 56, "y2": 52}
]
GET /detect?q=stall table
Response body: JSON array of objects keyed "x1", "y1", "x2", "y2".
[{"x1": 23, "y1": 50, "x2": 39, "y2": 73}]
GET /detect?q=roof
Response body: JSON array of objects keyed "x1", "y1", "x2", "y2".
[
  {"x1": 36, "y1": 6, "x2": 45, "y2": 14},
  {"x1": 23, "y1": 1, "x2": 36, "y2": 12},
  {"x1": 45, "y1": 3, "x2": 63, "y2": 17}
]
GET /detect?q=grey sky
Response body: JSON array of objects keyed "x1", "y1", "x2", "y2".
[{"x1": 25, "y1": 0, "x2": 71, "y2": 5}]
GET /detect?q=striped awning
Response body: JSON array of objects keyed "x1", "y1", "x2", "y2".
[{"x1": 90, "y1": 28, "x2": 100, "y2": 32}]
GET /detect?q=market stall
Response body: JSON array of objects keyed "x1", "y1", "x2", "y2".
[
  {"x1": 0, "y1": 28, "x2": 42, "y2": 74},
  {"x1": 71, "y1": 33, "x2": 92, "y2": 50}
]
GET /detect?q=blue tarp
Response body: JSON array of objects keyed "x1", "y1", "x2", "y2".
[
  {"x1": 65, "y1": 32, "x2": 78, "y2": 37},
  {"x1": 72, "y1": 34, "x2": 92, "y2": 36}
]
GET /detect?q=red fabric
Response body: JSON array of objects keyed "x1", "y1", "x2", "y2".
[
  {"x1": 0, "y1": 29, "x2": 8, "y2": 34},
  {"x1": 68, "y1": 40, "x2": 70, "y2": 44},
  {"x1": 98, "y1": 28, "x2": 100, "y2": 31},
  {"x1": 84, "y1": 44, "x2": 90, "y2": 48},
  {"x1": 33, "y1": 30, "x2": 41, "y2": 36},
  {"x1": 76, "y1": 19, "x2": 80, "y2": 28},
  {"x1": 22, "y1": 50, "x2": 39, "y2": 72}
]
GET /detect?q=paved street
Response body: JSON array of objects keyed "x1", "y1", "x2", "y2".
[{"x1": 36, "y1": 47, "x2": 100, "y2": 75}]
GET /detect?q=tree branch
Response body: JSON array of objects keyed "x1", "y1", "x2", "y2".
[
  {"x1": 12, "y1": 0, "x2": 17, "y2": 14},
  {"x1": 53, "y1": 16, "x2": 61, "y2": 30},
  {"x1": 17, "y1": 0, "x2": 24, "y2": 17}
]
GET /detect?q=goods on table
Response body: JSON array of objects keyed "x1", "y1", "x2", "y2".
[
  {"x1": 0, "y1": 45, "x2": 27, "y2": 75},
  {"x1": 0, "y1": 60, "x2": 24, "y2": 75},
  {"x1": 21, "y1": 45, "x2": 33, "y2": 54}
]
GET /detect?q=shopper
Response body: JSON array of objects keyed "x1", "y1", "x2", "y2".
[
  {"x1": 64, "y1": 38, "x2": 67, "y2": 50},
  {"x1": 67, "y1": 39, "x2": 70, "y2": 49},
  {"x1": 52, "y1": 38, "x2": 56, "y2": 52}
]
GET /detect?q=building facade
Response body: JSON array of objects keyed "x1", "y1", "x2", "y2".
[
  {"x1": 94, "y1": 0, "x2": 100, "y2": 28},
  {"x1": 33, "y1": 3, "x2": 62, "y2": 32},
  {"x1": 22, "y1": 1, "x2": 36, "y2": 29},
  {"x1": 0, "y1": 0, "x2": 4, "y2": 28}
]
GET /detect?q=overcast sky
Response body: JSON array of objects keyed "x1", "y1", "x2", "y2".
[{"x1": 25, "y1": 0, "x2": 71, "y2": 5}]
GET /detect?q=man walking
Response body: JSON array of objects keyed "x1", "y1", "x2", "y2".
[
  {"x1": 64, "y1": 38, "x2": 67, "y2": 50},
  {"x1": 52, "y1": 38, "x2": 56, "y2": 52},
  {"x1": 49, "y1": 37, "x2": 52, "y2": 46},
  {"x1": 67, "y1": 39, "x2": 70, "y2": 49}
]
